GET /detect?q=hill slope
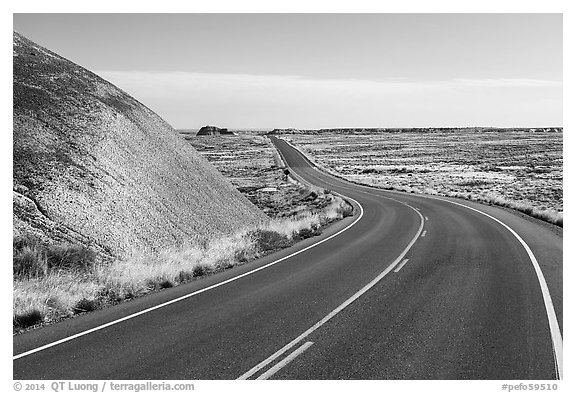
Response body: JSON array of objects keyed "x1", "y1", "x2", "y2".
[{"x1": 13, "y1": 32, "x2": 267, "y2": 258}]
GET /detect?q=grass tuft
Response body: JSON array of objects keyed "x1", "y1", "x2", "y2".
[
  {"x1": 46, "y1": 244, "x2": 97, "y2": 272},
  {"x1": 13, "y1": 237, "x2": 97, "y2": 278},
  {"x1": 13, "y1": 236, "x2": 47, "y2": 278}
]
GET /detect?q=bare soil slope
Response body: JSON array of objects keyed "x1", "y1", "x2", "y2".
[{"x1": 13, "y1": 32, "x2": 267, "y2": 258}]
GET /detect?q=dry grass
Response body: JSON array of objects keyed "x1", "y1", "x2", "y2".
[
  {"x1": 285, "y1": 131, "x2": 562, "y2": 226},
  {"x1": 454, "y1": 192, "x2": 564, "y2": 226},
  {"x1": 13, "y1": 192, "x2": 353, "y2": 331}
]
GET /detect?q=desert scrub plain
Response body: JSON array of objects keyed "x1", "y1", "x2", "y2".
[
  {"x1": 14, "y1": 133, "x2": 352, "y2": 332},
  {"x1": 285, "y1": 130, "x2": 562, "y2": 226},
  {"x1": 182, "y1": 131, "x2": 350, "y2": 220}
]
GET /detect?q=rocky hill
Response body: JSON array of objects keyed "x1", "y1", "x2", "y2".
[{"x1": 13, "y1": 32, "x2": 267, "y2": 258}]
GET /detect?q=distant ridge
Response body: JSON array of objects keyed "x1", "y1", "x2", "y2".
[
  {"x1": 267, "y1": 127, "x2": 562, "y2": 135},
  {"x1": 13, "y1": 32, "x2": 267, "y2": 258}
]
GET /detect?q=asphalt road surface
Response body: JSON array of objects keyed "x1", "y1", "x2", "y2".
[{"x1": 13, "y1": 136, "x2": 562, "y2": 380}]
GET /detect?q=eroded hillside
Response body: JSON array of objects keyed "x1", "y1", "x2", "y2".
[{"x1": 13, "y1": 32, "x2": 267, "y2": 258}]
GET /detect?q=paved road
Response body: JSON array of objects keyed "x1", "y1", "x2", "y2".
[{"x1": 13, "y1": 136, "x2": 562, "y2": 380}]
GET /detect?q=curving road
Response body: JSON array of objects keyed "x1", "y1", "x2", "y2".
[{"x1": 13, "y1": 136, "x2": 562, "y2": 380}]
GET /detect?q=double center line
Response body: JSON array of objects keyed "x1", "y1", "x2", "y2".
[{"x1": 248, "y1": 341, "x2": 315, "y2": 380}]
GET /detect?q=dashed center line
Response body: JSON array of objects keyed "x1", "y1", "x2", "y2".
[
  {"x1": 421, "y1": 230, "x2": 427, "y2": 237},
  {"x1": 425, "y1": 216, "x2": 429, "y2": 221},
  {"x1": 394, "y1": 259, "x2": 410, "y2": 273}
]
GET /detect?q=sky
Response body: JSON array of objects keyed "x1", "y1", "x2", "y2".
[{"x1": 13, "y1": 13, "x2": 563, "y2": 129}]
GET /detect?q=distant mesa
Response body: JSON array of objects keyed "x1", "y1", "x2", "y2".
[
  {"x1": 197, "y1": 125, "x2": 235, "y2": 136},
  {"x1": 13, "y1": 32, "x2": 266, "y2": 258}
]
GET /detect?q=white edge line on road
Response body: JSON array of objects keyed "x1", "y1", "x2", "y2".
[
  {"x1": 429, "y1": 197, "x2": 564, "y2": 380},
  {"x1": 283, "y1": 138, "x2": 563, "y2": 380},
  {"x1": 255, "y1": 341, "x2": 314, "y2": 380},
  {"x1": 237, "y1": 201, "x2": 424, "y2": 380},
  {"x1": 13, "y1": 196, "x2": 365, "y2": 361},
  {"x1": 394, "y1": 259, "x2": 410, "y2": 273}
]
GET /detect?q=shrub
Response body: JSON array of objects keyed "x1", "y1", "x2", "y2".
[
  {"x1": 73, "y1": 298, "x2": 97, "y2": 314},
  {"x1": 234, "y1": 249, "x2": 249, "y2": 264},
  {"x1": 176, "y1": 270, "x2": 194, "y2": 283},
  {"x1": 216, "y1": 258, "x2": 235, "y2": 270},
  {"x1": 192, "y1": 264, "x2": 210, "y2": 277},
  {"x1": 98, "y1": 286, "x2": 124, "y2": 303},
  {"x1": 158, "y1": 279, "x2": 174, "y2": 289},
  {"x1": 339, "y1": 203, "x2": 354, "y2": 218},
  {"x1": 457, "y1": 180, "x2": 490, "y2": 187},
  {"x1": 145, "y1": 277, "x2": 174, "y2": 290},
  {"x1": 297, "y1": 227, "x2": 321, "y2": 239},
  {"x1": 252, "y1": 229, "x2": 294, "y2": 252},
  {"x1": 14, "y1": 309, "x2": 43, "y2": 329},
  {"x1": 389, "y1": 167, "x2": 411, "y2": 174}
]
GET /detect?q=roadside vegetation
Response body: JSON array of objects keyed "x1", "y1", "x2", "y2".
[
  {"x1": 13, "y1": 194, "x2": 352, "y2": 331},
  {"x1": 14, "y1": 132, "x2": 353, "y2": 331}
]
